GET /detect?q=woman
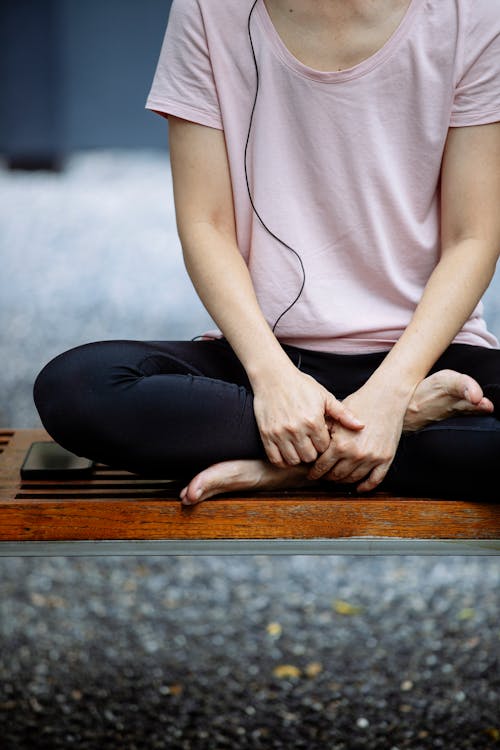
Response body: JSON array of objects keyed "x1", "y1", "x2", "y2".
[{"x1": 34, "y1": 0, "x2": 500, "y2": 503}]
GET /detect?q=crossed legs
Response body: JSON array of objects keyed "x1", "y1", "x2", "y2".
[{"x1": 33, "y1": 338, "x2": 500, "y2": 501}]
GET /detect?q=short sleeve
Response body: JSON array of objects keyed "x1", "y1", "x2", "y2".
[
  {"x1": 450, "y1": 0, "x2": 500, "y2": 126},
  {"x1": 145, "y1": 0, "x2": 223, "y2": 130}
]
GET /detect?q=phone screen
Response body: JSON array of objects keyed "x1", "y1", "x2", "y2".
[{"x1": 20, "y1": 442, "x2": 94, "y2": 479}]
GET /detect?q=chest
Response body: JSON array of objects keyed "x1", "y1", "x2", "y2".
[{"x1": 262, "y1": 0, "x2": 413, "y2": 72}]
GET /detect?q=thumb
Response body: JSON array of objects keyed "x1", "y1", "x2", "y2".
[{"x1": 325, "y1": 394, "x2": 364, "y2": 430}]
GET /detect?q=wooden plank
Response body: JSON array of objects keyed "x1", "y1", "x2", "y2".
[
  {"x1": 0, "y1": 429, "x2": 499, "y2": 545},
  {"x1": 1, "y1": 496, "x2": 500, "y2": 542}
]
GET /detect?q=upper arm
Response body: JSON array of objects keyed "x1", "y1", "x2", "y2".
[
  {"x1": 440, "y1": 122, "x2": 500, "y2": 256},
  {"x1": 168, "y1": 116, "x2": 237, "y2": 244}
]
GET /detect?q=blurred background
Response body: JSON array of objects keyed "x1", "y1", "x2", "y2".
[
  {"x1": 1, "y1": 2, "x2": 499, "y2": 749},
  {"x1": 0, "y1": 0, "x2": 215, "y2": 429}
]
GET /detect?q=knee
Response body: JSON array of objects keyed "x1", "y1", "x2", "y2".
[
  {"x1": 392, "y1": 417, "x2": 500, "y2": 496},
  {"x1": 33, "y1": 342, "x2": 114, "y2": 451}
]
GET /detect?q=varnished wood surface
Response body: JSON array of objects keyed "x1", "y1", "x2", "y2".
[{"x1": 0, "y1": 429, "x2": 499, "y2": 545}]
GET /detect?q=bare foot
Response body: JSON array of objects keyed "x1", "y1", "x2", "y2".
[
  {"x1": 181, "y1": 369, "x2": 494, "y2": 503},
  {"x1": 180, "y1": 459, "x2": 310, "y2": 505},
  {"x1": 403, "y1": 369, "x2": 494, "y2": 432}
]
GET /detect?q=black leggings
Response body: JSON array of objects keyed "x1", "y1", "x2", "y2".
[{"x1": 33, "y1": 338, "x2": 500, "y2": 497}]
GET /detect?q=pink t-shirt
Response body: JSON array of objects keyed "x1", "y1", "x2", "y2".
[{"x1": 145, "y1": 0, "x2": 500, "y2": 353}]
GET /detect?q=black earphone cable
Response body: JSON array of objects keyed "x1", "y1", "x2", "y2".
[{"x1": 245, "y1": 0, "x2": 306, "y2": 334}]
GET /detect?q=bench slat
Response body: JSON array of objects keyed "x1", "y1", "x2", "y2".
[{"x1": 1, "y1": 429, "x2": 499, "y2": 555}]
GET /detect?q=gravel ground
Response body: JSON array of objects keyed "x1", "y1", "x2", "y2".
[
  {"x1": 1, "y1": 153, "x2": 499, "y2": 749},
  {"x1": 1, "y1": 556, "x2": 499, "y2": 750}
]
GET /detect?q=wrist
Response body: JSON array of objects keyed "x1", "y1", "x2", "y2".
[
  {"x1": 368, "y1": 347, "x2": 431, "y2": 398},
  {"x1": 246, "y1": 348, "x2": 297, "y2": 389},
  {"x1": 363, "y1": 367, "x2": 419, "y2": 404}
]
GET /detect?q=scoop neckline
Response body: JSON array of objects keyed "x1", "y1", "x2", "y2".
[{"x1": 255, "y1": 0, "x2": 421, "y2": 83}]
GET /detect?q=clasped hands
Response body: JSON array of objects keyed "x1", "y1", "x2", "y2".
[{"x1": 252, "y1": 367, "x2": 410, "y2": 492}]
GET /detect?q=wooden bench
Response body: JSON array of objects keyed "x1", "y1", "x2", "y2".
[{"x1": 1, "y1": 429, "x2": 499, "y2": 556}]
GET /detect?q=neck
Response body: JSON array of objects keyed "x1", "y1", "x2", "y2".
[{"x1": 269, "y1": 0, "x2": 394, "y2": 20}]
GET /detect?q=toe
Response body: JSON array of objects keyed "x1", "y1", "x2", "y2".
[
  {"x1": 457, "y1": 374, "x2": 484, "y2": 405},
  {"x1": 181, "y1": 482, "x2": 204, "y2": 505},
  {"x1": 441, "y1": 371, "x2": 483, "y2": 404},
  {"x1": 478, "y1": 396, "x2": 494, "y2": 412}
]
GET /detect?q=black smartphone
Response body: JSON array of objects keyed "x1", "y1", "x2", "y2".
[{"x1": 20, "y1": 441, "x2": 94, "y2": 479}]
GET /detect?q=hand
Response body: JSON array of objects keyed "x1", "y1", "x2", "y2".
[
  {"x1": 252, "y1": 366, "x2": 364, "y2": 468},
  {"x1": 308, "y1": 381, "x2": 410, "y2": 492}
]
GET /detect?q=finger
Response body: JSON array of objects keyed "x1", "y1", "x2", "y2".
[
  {"x1": 294, "y1": 436, "x2": 319, "y2": 464},
  {"x1": 335, "y1": 463, "x2": 374, "y2": 485},
  {"x1": 310, "y1": 422, "x2": 332, "y2": 454},
  {"x1": 356, "y1": 463, "x2": 390, "y2": 493},
  {"x1": 325, "y1": 395, "x2": 364, "y2": 430},
  {"x1": 325, "y1": 457, "x2": 360, "y2": 482},
  {"x1": 279, "y1": 442, "x2": 302, "y2": 466},
  {"x1": 264, "y1": 439, "x2": 287, "y2": 468},
  {"x1": 308, "y1": 447, "x2": 338, "y2": 480}
]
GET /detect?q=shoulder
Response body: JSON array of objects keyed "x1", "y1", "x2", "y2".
[
  {"x1": 183, "y1": 0, "x2": 260, "y2": 55},
  {"x1": 168, "y1": 0, "x2": 256, "y2": 39},
  {"x1": 172, "y1": 0, "x2": 256, "y2": 19}
]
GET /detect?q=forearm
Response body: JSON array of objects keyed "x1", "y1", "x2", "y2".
[
  {"x1": 181, "y1": 221, "x2": 294, "y2": 384},
  {"x1": 373, "y1": 122, "x2": 500, "y2": 400},
  {"x1": 368, "y1": 238, "x2": 498, "y2": 398},
  {"x1": 182, "y1": 221, "x2": 364, "y2": 467},
  {"x1": 310, "y1": 239, "x2": 497, "y2": 489}
]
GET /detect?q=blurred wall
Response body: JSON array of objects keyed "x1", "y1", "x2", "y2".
[{"x1": 0, "y1": 0, "x2": 173, "y2": 161}]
